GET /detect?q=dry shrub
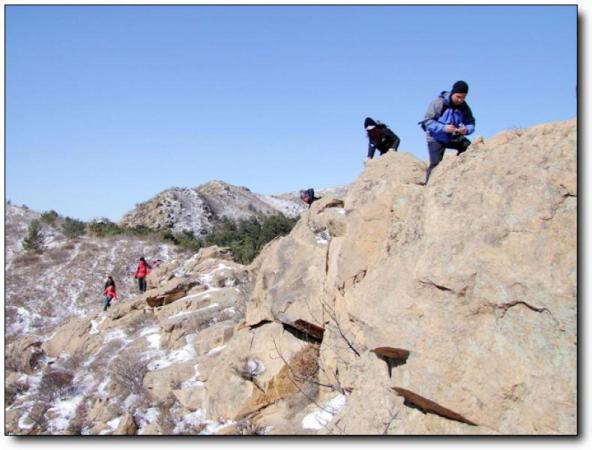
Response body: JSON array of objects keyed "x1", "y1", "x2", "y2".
[
  {"x1": 12, "y1": 252, "x2": 41, "y2": 268},
  {"x1": 109, "y1": 350, "x2": 148, "y2": 397},
  {"x1": 38, "y1": 370, "x2": 76, "y2": 402},
  {"x1": 290, "y1": 343, "x2": 320, "y2": 383},
  {"x1": 47, "y1": 247, "x2": 71, "y2": 265},
  {"x1": 63, "y1": 241, "x2": 77, "y2": 251},
  {"x1": 235, "y1": 357, "x2": 265, "y2": 381},
  {"x1": 286, "y1": 343, "x2": 321, "y2": 404},
  {"x1": 235, "y1": 419, "x2": 268, "y2": 435}
]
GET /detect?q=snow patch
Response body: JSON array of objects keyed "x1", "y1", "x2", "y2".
[
  {"x1": 206, "y1": 345, "x2": 226, "y2": 356},
  {"x1": 140, "y1": 325, "x2": 161, "y2": 337},
  {"x1": 99, "y1": 416, "x2": 122, "y2": 435},
  {"x1": 103, "y1": 329, "x2": 128, "y2": 343},
  {"x1": 315, "y1": 231, "x2": 331, "y2": 245},
  {"x1": 136, "y1": 407, "x2": 160, "y2": 433},
  {"x1": 301, "y1": 394, "x2": 347, "y2": 430},
  {"x1": 145, "y1": 333, "x2": 161, "y2": 350},
  {"x1": 89, "y1": 316, "x2": 106, "y2": 335},
  {"x1": 168, "y1": 303, "x2": 220, "y2": 320},
  {"x1": 47, "y1": 395, "x2": 84, "y2": 433},
  {"x1": 173, "y1": 410, "x2": 206, "y2": 434}
]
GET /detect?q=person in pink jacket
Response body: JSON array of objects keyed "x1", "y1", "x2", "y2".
[
  {"x1": 134, "y1": 257, "x2": 151, "y2": 293},
  {"x1": 103, "y1": 277, "x2": 118, "y2": 311}
]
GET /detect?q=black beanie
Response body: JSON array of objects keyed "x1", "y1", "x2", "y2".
[
  {"x1": 451, "y1": 80, "x2": 469, "y2": 95},
  {"x1": 364, "y1": 117, "x2": 377, "y2": 128}
]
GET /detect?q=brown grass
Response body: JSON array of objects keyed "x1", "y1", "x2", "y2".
[{"x1": 12, "y1": 252, "x2": 41, "y2": 268}]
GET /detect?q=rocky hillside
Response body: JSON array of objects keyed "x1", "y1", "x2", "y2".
[
  {"x1": 118, "y1": 180, "x2": 349, "y2": 235},
  {"x1": 5, "y1": 119, "x2": 576, "y2": 435},
  {"x1": 5, "y1": 204, "x2": 186, "y2": 344}
]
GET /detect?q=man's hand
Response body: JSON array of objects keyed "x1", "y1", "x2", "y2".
[
  {"x1": 444, "y1": 125, "x2": 457, "y2": 133},
  {"x1": 458, "y1": 127, "x2": 468, "y2": 135}
]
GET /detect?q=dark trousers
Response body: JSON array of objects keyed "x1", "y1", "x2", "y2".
[
  {"x1": 138, "y1": 277, "x2": 147, "y2": 292},
  {"x1": 425, "y1": 138, "x2": 471, "y2": 184},
  {"x1": 103, "y1": 296, "x2": 112, "y2": 311}
]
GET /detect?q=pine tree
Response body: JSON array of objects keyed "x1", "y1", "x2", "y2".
[{"x1": 23, "y1": 219, "x2": 44, "y2": 253}]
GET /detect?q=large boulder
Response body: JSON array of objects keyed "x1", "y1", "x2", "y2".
[{"x1": 246, "y1": 197, "x2": 347, "y2": 329}]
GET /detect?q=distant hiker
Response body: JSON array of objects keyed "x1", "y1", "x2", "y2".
[
  {"x1": 103, "y1": 281, "x2": 118, "y2": 311},
  {"x1": 300, "y1": 188, "x2": 320, "y2": 208},
  {"x1": 364, "y1": 117, "x2": 401, "y2": 161},
  {"x1": 104, "y1": 276, "x2": 115, "y2": 290},
  {"x1": 419, "y1": 80, "x2": 476, "y2": 184},
  {"x1": 134, "y1": 257, "x2": 151, "y2": 293}
]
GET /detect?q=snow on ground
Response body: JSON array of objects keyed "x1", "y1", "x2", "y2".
[
  {"x1": 200, "y1": 417, "x2": 236, "y2": 435},
  {"x1": 145, "y1": 333, "x2": 161, "y2": 350},
  {"x1": 171, "y1": 291, "x2": 212, "y2": 304},
  {"x1": 46, "y1": 395, "x2": 84, "y2": 434},
  {"x1": 96, "y1": 378, "x2": 111, "y2": 397},
  {"x1": 168, "y1": 303, "x2": 220, "y2": 320},
  {"x1": 179, "y1": 362, "x2": 203, "y2": 389},
  {"x1": 315, "y1": 230, "x2": 331, "y2": 245},
  {"x1": 100, "y1": 416, "x2": 123, "y2": 435},
  {"x1": 136, "y1": 407, "x2": 161, "y2": 434},
  {"x1": 124, "y1": 394, "x2": 139, "y2": 409},
  {"x1": 140, "y1": 325, "x2": 160, "y2": 337},
  {"x1": 301, "y1": 394, "x2": 347, "y2": 431},
  {"x1": 146, "y1": 334, "x2": 197, "y2": 371},
  {"x1": 89, "y1": 316, "x2": 106, "y2": 335},
  {"x1": 206, "y1": 345, "x2": 226, "y2": 356},
  {"x1": 197, "y1": 263, "x2": 234, "y2": 288},
  {"x1": 173, "y1": 410, "x2": 206, "y2": 434},
  {"x1": 103, "y1": 329, "x2": 129, "y2": 343},
  {"x1": 6, "y1": 306, "x2": 40, "y2": 336}
]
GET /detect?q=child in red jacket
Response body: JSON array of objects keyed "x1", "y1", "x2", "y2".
[{"x1": 103, "y1": 276, "x2": 118, "y2": 311}]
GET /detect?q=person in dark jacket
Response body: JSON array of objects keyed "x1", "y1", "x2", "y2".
[
  {"x1": 134, "y1": 257, "x2": 151, "y2": 293},
  {"x1": 300, "y1": 188, "x2": 320, "y2": 208},
  {"x1": 364, "y1": 117, "x2": 401, "y2": 161},
  {"x1": 104, "y1": 276, "x2": 115, "y2": 290},
  {"x1": 103, "y1": 281, "x2": 118, "y2": 311},
  {"x1": 420, "y1": 80, "x2": 476, "y2": 184}
]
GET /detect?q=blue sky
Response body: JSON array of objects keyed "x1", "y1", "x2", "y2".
[{"x1": 6, "y1": 5, "x2": 576, "y2": 221}]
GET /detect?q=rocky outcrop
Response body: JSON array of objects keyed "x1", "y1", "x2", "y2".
[{"x1": 200, "y1": 119, "x2": 576, "y2": 434}]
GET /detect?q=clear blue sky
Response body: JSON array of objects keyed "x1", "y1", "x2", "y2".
[{"x1": 6, "y1": 5, "x2": 576, "y2": 221}]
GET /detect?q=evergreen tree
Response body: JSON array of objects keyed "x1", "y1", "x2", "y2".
[
  {"x1": 62, "y1": 217, "x2": 86, "y2": 238},
  {"x1": 23, "y1": 220, "x2": 44, "y2": 253}
]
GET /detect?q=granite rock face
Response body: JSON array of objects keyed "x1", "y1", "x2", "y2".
[{"x1": 229, "y1": 119, "x2": 576, "y2": 434}]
